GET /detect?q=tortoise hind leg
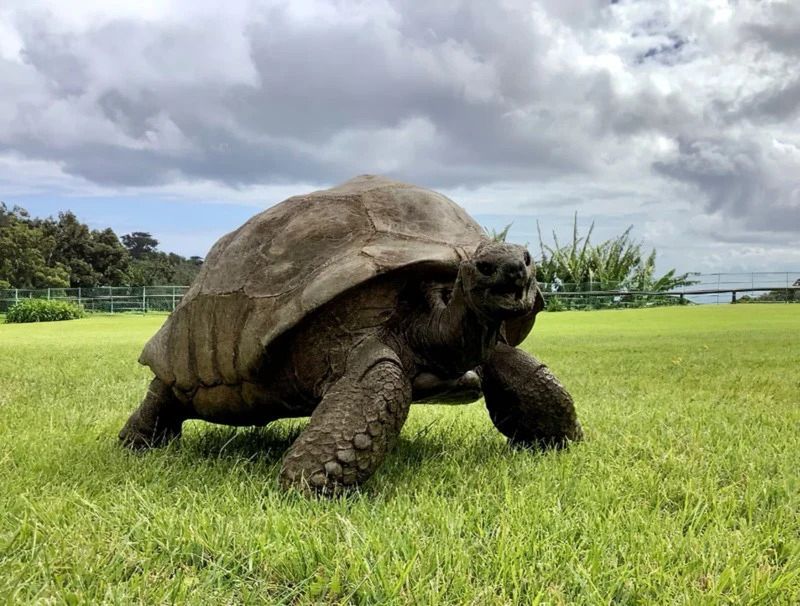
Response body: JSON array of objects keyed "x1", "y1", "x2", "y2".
[
  {"x1": 481, "y1": 343, "x2": 583, "y2": 449},
  {"x1": 119, "y1": 378, "x2": 185, "y2": 449},
  {"x1": 279, "y1": 339, "x2": 412, "y2": 495}
]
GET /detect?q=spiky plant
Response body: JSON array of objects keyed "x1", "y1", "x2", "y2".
[
  {"x1": 536, "y1": 213, "x2": 693, "y2": 292},
  {"x1": 484, "y1": 224, "x2": 513, "y2": 243}
]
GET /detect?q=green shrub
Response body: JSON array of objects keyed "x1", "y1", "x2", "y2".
[
  {"x1": 5, "y1": 299, "x2": 86, "y2": 323},
  {"x1": 544, "y1": 295, "x2": 566, "y2": 312}
]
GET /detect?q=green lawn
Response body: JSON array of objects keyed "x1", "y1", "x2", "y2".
[{"x1": 1, "y1": 306, "x2": 798, "y2": 604}]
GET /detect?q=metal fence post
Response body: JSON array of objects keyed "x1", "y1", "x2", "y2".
[
  {"x1": 172, "y1": 286, "x2": 176, "y2": 311},
  {"x1": 47, "y1": 288, "x2": 51, "y2": 300},
  {"x1": 109, "y1": 286, "x2": 114, "y2": 313},
  {"x1": 77, "y1": 287, "x2": 82, "y2": 306},
  {"x1": 142, "y1": 286, "x2": 147, "y2": 313},
  {"x1": 14, "y1": 289, "x2": 18, "y2": 304}
]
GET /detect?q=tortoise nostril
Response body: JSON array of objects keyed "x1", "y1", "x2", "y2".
[{"x1": 503, "y1": 261, "x2": 527, "y2": 282}]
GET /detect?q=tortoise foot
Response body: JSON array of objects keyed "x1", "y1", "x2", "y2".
[
  {"x1": 119, "y1": 378, "x2": 184, "y2": 450},
  {"x1": 483, "y1": 343, "x2": 582, "y2": 449}
]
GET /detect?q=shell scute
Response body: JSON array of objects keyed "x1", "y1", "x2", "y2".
[{"x1": 139, "y1": 175, "x2": 485, "y2": 387}]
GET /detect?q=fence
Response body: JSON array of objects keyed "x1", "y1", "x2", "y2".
[
  {"x1": 0, "y1": 272, "x2": 798, "y2": 314},
  {"x1": 0, "y1": 286, "x2": 189, "y2": 314},
  {"x1": 670, "y1": 272, "x2": 799, "y2": 305},
  {"x1": 539, "y1": 272, "x2": 799, "y2": 309}
]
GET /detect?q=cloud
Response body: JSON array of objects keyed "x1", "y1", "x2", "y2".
[
  {"x1": 3, "y1": 1, "x2": 619, "y2": 188},
  {"x1": 742, "y1": 1, "x2": 800, "y2": 57},
  {"x1": 0, "y1": 0, "x2": 799, "y2": 271},
  {"x1": 654, "y1": 135, "x2": 800, "y2": 234}
]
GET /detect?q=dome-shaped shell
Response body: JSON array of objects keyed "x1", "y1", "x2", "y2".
[{"x1": 140, "y1": 175, "x2": 487, "y2": 390}]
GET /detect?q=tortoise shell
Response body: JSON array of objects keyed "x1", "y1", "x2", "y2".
[{"x1": 139, "y1": 175, "x2": 499, "y2": 391}]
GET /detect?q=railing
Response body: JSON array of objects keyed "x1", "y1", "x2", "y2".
[
  {"x1": 666, "y1": 272, "x2": 799, "y2": 305},
  {"x1": 0, "y1": 272, "x2": 797, "y2": 313},
  {"x1": 539, "y1": 271, "x2": 799, "y2": 309},
  {"x1": 541, "y1": 286, "x2": 799, "y2": 310}
]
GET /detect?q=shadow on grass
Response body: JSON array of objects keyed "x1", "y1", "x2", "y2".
[
  {"x1": 177, "y1": 420, "x2": 483, "y2": 470},
  {"x1": 108, "y1": 417, "x2": 549, "y2": 499},
  {"x1": 179, "y1": 419, "x2": 307, "y2": 465}
]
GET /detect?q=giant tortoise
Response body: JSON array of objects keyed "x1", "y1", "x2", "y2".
[{"x1": 120, "y1": 175, "x2": 582, "y2": 493}]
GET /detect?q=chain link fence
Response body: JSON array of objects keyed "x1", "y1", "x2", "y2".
[{"x1": 0, "y1": 272, "x2": 797, "y2": 314}]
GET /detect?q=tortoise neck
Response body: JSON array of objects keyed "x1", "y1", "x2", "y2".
[{"x1": 411, "y1": 273, "x2": 500, "y2": 375}]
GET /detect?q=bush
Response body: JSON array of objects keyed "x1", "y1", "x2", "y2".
[{"x1": 5, "y1": 299, "x2": 86, "y2": 323}]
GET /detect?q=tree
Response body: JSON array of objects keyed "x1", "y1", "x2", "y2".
[
  {"x1": 168, "y1": 253, "x2": 203, "y2": 285},
  {"x1": 1, "y1": 203, "x2": 201, "y2": 288},
  {"x1": 127, "y1": 251, "x2": 203, "y2": 286},
  {"x1": 35, "y1": 211, "x2": 130, "y2": 287},
  {"x1": 90, "y1": 228, "x2": 131, "y2": 286},
  {"x1": 128, "y1": 255, "x2": 175, "y2": 286},
  {"x1": 0, "y1": 203, "x2": 70, "y2": 288},
  {"x1": 121, "y1": 232, "x2": 159, "y2": 259},
  {"x1": 40, "y1": 211, "x2": 97, "y2": 287}
]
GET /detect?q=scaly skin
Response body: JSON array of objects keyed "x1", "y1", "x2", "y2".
[
  {"x1": 279, "y1": 339, "x2": 412, "y2": 494},
  {"x1": 118, "y1": 378, "x2": 186, "y2": 448},
  {"x1": 481, "y1": 343, "x2": 583, "y2": 448},
  {"x1": 120, "y1": 241, "x2": 582, "y2": 494}
]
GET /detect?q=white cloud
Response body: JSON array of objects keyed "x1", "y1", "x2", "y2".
[{"x1": 1, "y1": 0, "x2": 798, "y2": 272}]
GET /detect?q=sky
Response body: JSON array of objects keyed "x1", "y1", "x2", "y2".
[{"x1": 1, "y1": 0, "x2": 799, "y2": 274}]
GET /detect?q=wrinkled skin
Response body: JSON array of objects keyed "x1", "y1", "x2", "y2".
[{"x1": 120, "y1": 240, "x2": 582, "y2": 494}]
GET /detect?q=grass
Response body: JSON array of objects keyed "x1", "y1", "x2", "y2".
[{"x1": 1, "y1": 306, "x2": 798, "y2": 604}]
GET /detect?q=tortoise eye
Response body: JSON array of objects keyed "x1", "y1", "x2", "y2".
[
  {"x1": 523, "y1": 251, "x2": 531, "y2": 266},
  {"x1": 476, "y1": 261, "x2": 495, "y2": 275}
]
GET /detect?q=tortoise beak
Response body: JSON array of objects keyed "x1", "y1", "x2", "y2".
[{"x1": 488, "y1": 272, "x2": 535, "y2": 317}]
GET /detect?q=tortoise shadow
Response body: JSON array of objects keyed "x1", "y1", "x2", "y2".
[
  {"x1": 178, "y1": 419, "x2": 307, "y2": 465},
  {"x1": 180, "y1": 419, "x2": 487, "y2": 465},
  {"x1": 131, "y1": 417, "x2": 565, "y2": 498},
  {"x1": 173, "y1": 418, "x2": 513, "y2": 487}
]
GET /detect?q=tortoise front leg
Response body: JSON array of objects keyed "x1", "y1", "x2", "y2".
[
  {"x1": 119, "y1": 377, "x2": 186, "y2": 449},
  {"x1": 481, "y1": 343, "x2": 582, "y2": 448},
  {"x1": 279, "y1": 339, "x2": 412, "y2": 495}
]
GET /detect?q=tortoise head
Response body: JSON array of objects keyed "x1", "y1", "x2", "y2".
[{"x1": 459, "y1": 241, "x2": 538, "y2": 320}]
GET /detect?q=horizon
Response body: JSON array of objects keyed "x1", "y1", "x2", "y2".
[{"x1": 10, "y1": 192, "x2": 800, "y2": 276}]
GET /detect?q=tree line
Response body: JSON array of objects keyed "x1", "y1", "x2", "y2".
[
  {"x1": 0, "y1": 202, "x2": 203, "y2": 289},
  {"x1": 3, "y1": 201, "x2": 693, "y2": 294}
]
